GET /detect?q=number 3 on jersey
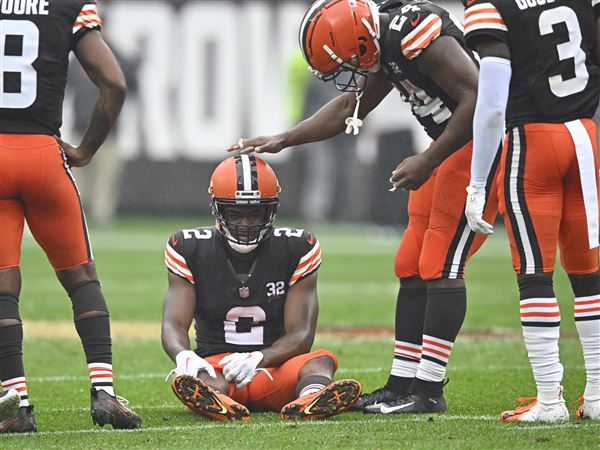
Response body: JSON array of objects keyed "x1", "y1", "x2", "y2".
[
  {"x1": 1, "y1": 20, "x2": 39, "y2": 108},
  {"x1": 539, "y1": 6, "x2": 589, "y2": 98}
]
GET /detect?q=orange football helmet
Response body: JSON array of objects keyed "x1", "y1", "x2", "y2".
[
  {"x1": 299, "y1": 0, "x2": 381, "y2": 91},
  {"x1": 209, "y1": 156, "x2": 280, "y2": 252}
]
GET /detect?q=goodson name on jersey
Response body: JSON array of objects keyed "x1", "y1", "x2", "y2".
[
  {"x1": 0, "y1": 0, "x2": 49, "y2": 15},
  {"x1": 514, "y1": 0, "x2": 555, "y2": 10}
]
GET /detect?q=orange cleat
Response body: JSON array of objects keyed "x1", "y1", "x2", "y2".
[
  {"x1": 171, "y1": 375, "x2": 249, "y2": 422},
  {"x1": 281, "y1": 379, "x2": 362, "y2": 420}
]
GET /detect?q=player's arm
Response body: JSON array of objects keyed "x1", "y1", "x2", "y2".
[
  {"x1": 463, "y1": 36, "x2": 512, "y2": 234},
  {"x1": 58, "y1": 31, "x2": 127, "y2": 167},
  {"x1": 390, "y1": 36, "x2": 479, "y2": 190},
  {"x1": 258, "y1": 272, "x2": 319, "y2": 368},
  {"x1": 228, "y1": 73, "x2": 393, "y2": 154},
  {"x1": 161, "y1": 272, "x2": 196, "y2": 361}
]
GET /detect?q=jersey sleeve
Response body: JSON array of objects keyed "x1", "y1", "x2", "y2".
[
  {"x1": 72, "y1": 0, "x2": 102, "y2": 45},
  {"x1": 463, "y1": 0, "x2": 508, "y2": 50},
  {"x1": 288, "y1": 231, "x2": 322, "y2": 287},
  {"x1": 164, "y1": 231, "x2": 195, "y2": 285},
  {"x1": 593, "y1": 0, "x2": 600, "y2": 19},
  {"x1": 398, "y1": 8, "x2": 444, "y2": 61}
]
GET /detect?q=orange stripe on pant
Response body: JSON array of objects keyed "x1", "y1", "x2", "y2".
[
  {"x1": 395, "y1": 141, "x2": 500, "y2": 280},
  {"x1": 498, "y1": 120, "x2": 599, "y2": 275},
  {"x1": 204, "y1": 349, "x2": 337, "y2": 411},
  {"x1": 0, "y1": 134, "x2": 92, "y2": 271}
]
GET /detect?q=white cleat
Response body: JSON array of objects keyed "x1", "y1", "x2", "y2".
[
  {"x1": 500, "y1": 388, "x2": 569, "y2": 423},
  {"x1": 576, "y1": 395, "x2": 600, "y2": 420}
]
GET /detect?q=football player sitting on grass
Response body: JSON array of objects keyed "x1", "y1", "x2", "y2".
[{"x1": 161, "y1": 156, "x2": 361, "y2": 421}]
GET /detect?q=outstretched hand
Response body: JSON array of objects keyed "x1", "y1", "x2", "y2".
[
  {"x1": 227, "y1": 135, "x2": 286, "y2": 155},
  {"x1": 54, "y1": 136, "x2": 94, "y2": 168}
]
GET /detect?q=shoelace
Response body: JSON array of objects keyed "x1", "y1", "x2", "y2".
[{"x1": 115, "y1": 395, "x2": 130, "y2": 407}]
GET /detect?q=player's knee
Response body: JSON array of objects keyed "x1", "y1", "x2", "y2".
[
  {"x1": 298, "y1": 351, "x2": 337, "y2": 379},
  {"x1": 517, "y1": 273, "x2": 554, "y2": 298},
  {"x1": 69, "y1": 281, "x2": 109, "y2": 321},
  {"x1": 0, "y1": 294, "x2": 21, "y2": 325},
  {"x1": 568, "y1": 271, "x2": 600, "y2": 297},
  {"x1": 57, "y1": 261, "x2": 98, "y2": 293},
  {"x1": 395, "y1": 228, "x2": 421, "y2": 278}
]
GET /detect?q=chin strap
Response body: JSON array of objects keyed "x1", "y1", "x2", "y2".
[{"x1": 345, "y1": 91, "x2": 364, "y2": 136}]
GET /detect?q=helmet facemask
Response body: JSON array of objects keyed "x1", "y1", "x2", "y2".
[{"x1": 212, "y1": 199, "x2": 279, "y2": 253}]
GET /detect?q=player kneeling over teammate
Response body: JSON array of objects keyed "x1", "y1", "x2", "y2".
[{"x1": 161, "y1": 156, "x2": 361, "y2": 421}]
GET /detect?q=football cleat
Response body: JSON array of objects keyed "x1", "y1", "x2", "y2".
[
  {"x1": 171, "y1": 375, "x2": 249, "y2": 422},
  {"x1": 349, "y1": 386, "x2": 401, "y2": 411},
  {"x1": 0, "y1": 405, "x2": 37, "y2": 433},
  {"x1": 373, "y1": 392, "x2": 447, "y2": 414},
  {"x1": 280, "y1": 379, "x2": 362, "y2": 420},
  {"x1": 500, "y1": 389, "x2": 568, "y2": 423},
  {"x1": 91, "y1": 388, "x2": 142, "y2": 429},
  {"x1": 575, "y1": 395, "x2": 600, "y2": 420},
  {"x1": 0, "y1": 389, "x2": 20, "y2": 422}
]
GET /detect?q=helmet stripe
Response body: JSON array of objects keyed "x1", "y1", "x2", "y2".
[{"x1": 236, "y1": 155, "x2": 258, "y2": 192}]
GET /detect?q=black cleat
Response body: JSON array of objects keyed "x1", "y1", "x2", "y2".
[
  {"x1": 349, "y1": 387, "x2": 401, "y2": 411},
  {"x1": 0, "y1": 405, "x2": 37, "y2": 433},
  {"x1": 375, "y1": 392, "x2": 447, "y2": 414},
  {"x1": 0, "y1": 389, "x2": 19, "y2": 422},
  {"x1": 91, "y1": 388, "x2": 142, "y2": 429}
]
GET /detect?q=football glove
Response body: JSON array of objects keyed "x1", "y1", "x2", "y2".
[
  {"x1": 219, "y1": 351, "x2": 264, "y2": 389},
  {"x1": 465, "y1": 185, "x2": 494, "y2": 235},
  {"x1": 169, "y1": 350, "x2": 216, "y2": 379}
]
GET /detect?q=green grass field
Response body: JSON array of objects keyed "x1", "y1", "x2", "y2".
[{"x1": 3, "y1": 217, "x2": 599, "y2": 449}]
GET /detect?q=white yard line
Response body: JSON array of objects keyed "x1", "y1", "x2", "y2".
[{"x1": 4, "y1": 414, "x2": 596, "y2": 438}]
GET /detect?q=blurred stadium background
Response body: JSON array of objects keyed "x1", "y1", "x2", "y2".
[{"x1": 60, "y1": 0, "x2": 471, "y2": 227}]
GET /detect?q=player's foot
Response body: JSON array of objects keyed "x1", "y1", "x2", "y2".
[
  {"x1": 0, "y1": 405, "x2": 37, "y2": 433},
  {"x1": 0, "y1": 389, "x2": 20, "y2": 422},
  {"x1": 371, "y1": 391, "x2": 447, "y2": 414},
  {"x1": 500, "y1": 389, "x2": 568, "y2": 423},
  {"x1": 171, "y1": 375, "x2": 249, "y2": 422},
  {"x1": 349, "y1": 386, "x2": 401, "y2": 411},
  {"x1": 575, "y1": 395, "x2": 600, "y2": 420},
  {"x1": 91, "y1": 388, "x2": 142, "y2": 429},
  {"x1": 280, "y1": 379, "x2": 362, "y2": 420}
]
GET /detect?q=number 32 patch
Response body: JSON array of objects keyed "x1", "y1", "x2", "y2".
[{"x1": 266, "y1": 281, "x2": 285, "y2": 301}]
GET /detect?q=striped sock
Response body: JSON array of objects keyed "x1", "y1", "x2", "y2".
[
  {"x1": 88, "y1": 362, "x2": 114, "y2": 396},
  {"x1": 392, "y1": 340, "x2": 421, "y2": 378},
  {"x1": 416, "y1": 335, "x2": 454, "y2": 383},
  {"x1": 520, "y1": 297, "x2": 563, "y2": 394},
  {"x1": 574, "y1": 295, "x2": 600, "y2": 387},
  {"x1": 299, "y1": 383, "x2": 326, "y2": 397},
  {"x1": 2, "y1": 377, "x2": 29, "y2": 407}
]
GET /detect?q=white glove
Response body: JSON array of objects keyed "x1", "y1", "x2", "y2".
[
  {"x1": 173, "y1": 350, "x2": 216, "y2": 378},
  {"x1": 465, "y1": 185, "x2": 494, "y2": 235},
  {"x1": 219, "y1": 351, "x2": 264, "y2": 389}
]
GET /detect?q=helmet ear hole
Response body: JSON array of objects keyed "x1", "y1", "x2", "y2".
[{"x1": 359, "y1": 44, "x2": 367, "y2": 56}]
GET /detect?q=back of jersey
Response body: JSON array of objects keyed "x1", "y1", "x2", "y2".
[
  {"x1": 0, "y1": 0, "x2": 101, "y2": 136},
  {"x1": 464, "y1": 0, "x2": 600, "y2": 127}
]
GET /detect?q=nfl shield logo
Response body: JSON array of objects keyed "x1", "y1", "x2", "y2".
[{"x1": 239, "y1": 286, "x2": 250, "y2": 299}]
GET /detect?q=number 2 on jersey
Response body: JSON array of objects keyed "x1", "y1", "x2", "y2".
[
  {"x1": 0, "y1": 20, "x2": 39, "y2": 108},
  {"x1": 224, "y1": 306, "x2": 266, "y2": 345},
  {"x1": 539, "y1": 6, "x2": 589, "y2": 98}
]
